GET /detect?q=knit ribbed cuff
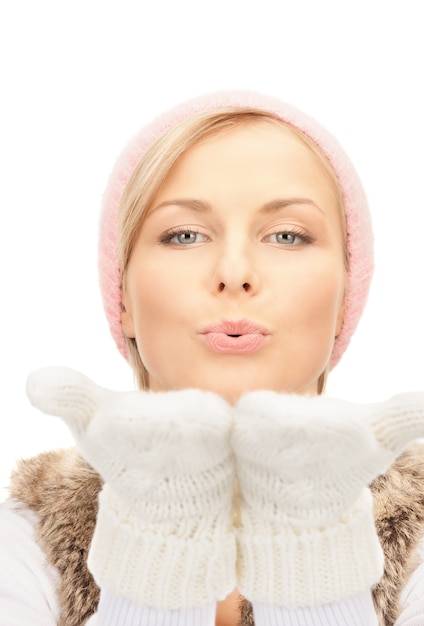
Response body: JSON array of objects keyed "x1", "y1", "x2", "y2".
[
  {"x1": 237, "y1": 490, "x2": 384, "y2": 608},
  {"x1": 88, "y1": 489, "x2": 236, "y2": 609}
]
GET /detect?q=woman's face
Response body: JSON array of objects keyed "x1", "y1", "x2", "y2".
[{"x1": 122, "y1": 121, "x2": 346, "y2": 402}]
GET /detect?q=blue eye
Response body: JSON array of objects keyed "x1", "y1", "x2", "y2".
[
  {"x1": 274, "y1": 232, "x2": 297, "y2": 244},
  {"x1": 266, "y1": 229, "x2": 313, "y2": 246},
  {"x1": 161, "y1": 229, "x2": 208, "y2": 245},
  {"x1": 268, "y1": 231, "x2": 302, "y2": 245},
  {"x1": 175, "y1": 231, "x2": 198, "y2": 244}
]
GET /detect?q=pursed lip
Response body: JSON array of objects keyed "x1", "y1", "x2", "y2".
[
  {"x1": 200, "y1": 319, "x2": 270, "y2": 336},
  {"x1": 199, "y1": 319, "x2": 270, "y2": 354}
]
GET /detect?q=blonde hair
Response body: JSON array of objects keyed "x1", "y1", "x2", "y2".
[{"x1": 118, "y1": 108, "x2": 347, "y2": 391}]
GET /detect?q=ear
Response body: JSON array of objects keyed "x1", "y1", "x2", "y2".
[{"x1": 121, "y1": 285, "x2": 136, "y2": 339}]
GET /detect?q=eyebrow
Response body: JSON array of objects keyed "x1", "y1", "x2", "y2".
[
  {"x1": 260, "y1": 198, "x2": 324, "y2": 215},
  {"x1": 151, "y1": 197, "x2": 324, "y2": 215},
  {"x1": 151, "y1": 199, "x2": 212, "y2": 214}
]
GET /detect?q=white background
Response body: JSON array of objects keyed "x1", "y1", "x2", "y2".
[{"x1": 1, "y1": 1, "x2": 423, "y2": 500}]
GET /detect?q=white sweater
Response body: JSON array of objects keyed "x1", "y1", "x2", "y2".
[{"x1": 1, "y1": 499, "x2": 424, "y2": 626}]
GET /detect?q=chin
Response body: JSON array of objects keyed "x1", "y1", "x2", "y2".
[
  {"x1": 149, "y1": 359, "x2": 321, "y2": 401},
  {"x1": 191, "y1": 374, "x2": 282, "y2": 404},
  {"x1": 196, "y1": 371, "x2": 321, "y2": 402}
]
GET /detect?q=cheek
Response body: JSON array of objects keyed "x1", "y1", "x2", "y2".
[
  {"x1": 282, "y1": 258, "x2": 345, "y2": 342},
  {"x1": 125, "y1": 256, "x2": 197, "y2": 338},
  {"x1": 129, "y1": 272, "x2": 170, "y2": 328},
  {"x1": 124, "y1": 271, "x2": 174, "y2": 377},
  {"x1": 271, "y1": 260, "x2": 345, "y2": 391}
]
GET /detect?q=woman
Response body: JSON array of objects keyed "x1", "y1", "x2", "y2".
[{"x1": 2, "y1": 91, "x2": 424, "y2": 626}]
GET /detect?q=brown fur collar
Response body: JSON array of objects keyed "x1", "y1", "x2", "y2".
[
  {"x1": 9, "y1": 444, "x2": 424, "y2": 626},
  {"x1": 10, "y1": 449, "x2": 102, "y2": 626}
]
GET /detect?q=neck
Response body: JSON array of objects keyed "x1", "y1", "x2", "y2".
[{"x1": 216, "y1": 589, "x2": 243, "y2": 626}]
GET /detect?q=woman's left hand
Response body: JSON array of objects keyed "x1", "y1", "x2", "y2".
[{"x1": 233, "y1": 390, "x2": 424, "y2": 607}]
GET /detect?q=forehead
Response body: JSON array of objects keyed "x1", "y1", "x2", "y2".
[{"x1": 154, "y1": 120, "x2": 341, "y2": 209}]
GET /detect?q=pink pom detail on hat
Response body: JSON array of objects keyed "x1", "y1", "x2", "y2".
[{"x1": 98, "y1": 91, "x2": 373, "y2": 369}]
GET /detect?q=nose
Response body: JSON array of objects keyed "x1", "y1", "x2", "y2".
[
  {"x1": 211, "y1": 238, "x2": 260, "y2": 296},
  {"x1": 217, "y1": 281, "x2": 251, "y2": 293}
]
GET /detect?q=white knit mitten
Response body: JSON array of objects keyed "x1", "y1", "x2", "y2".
[
  {"x1": 233, "y1": 390, "x2": 424, "y2": 608},
  {"x1": 26, "y1": 367, "x2": 236, "y2": 609}
]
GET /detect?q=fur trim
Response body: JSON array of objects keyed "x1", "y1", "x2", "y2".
[
  {"x1": 9, "y1": 444, "x2": 424, "y2": 626},
  {"x1": 371, "y1": 443, "x2": 424, "y2": 625},
  {"x1": 9, "y1": 449, "x2": 102, "y2": 626}
]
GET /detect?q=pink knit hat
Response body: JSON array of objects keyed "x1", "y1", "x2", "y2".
[{"x1": 99, "y1": 91, "x2": 373, "y2": 369}]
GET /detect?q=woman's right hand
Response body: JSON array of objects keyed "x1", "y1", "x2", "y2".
[{"x1": 26, "y1": 366, "x2": 236, "y2": 610}]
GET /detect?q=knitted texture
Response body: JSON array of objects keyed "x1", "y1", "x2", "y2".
[
  {"x1": 233, "y1": 391, "x2": 424, "y2": 607},
  {"x1": 26, "y1": 366, "x2": 236, "y2": 609},
  {"x1": 98, "y1": 90, "x2": 373, "y2": 368}
]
